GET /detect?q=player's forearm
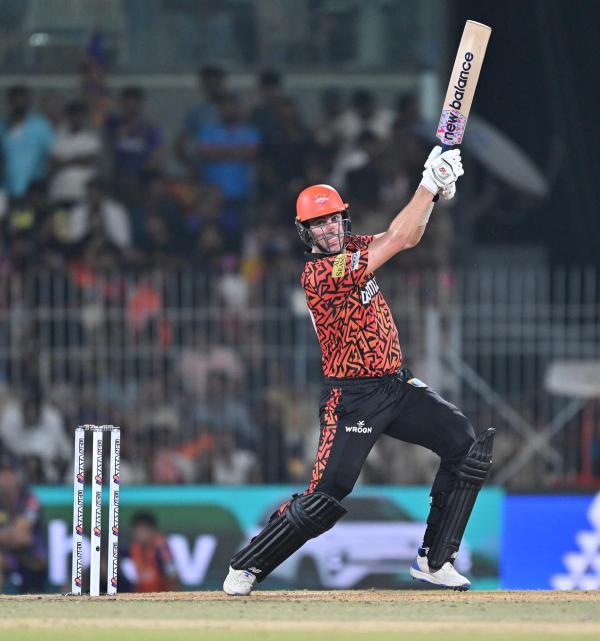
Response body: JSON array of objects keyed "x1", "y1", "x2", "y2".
[
  {"x1": 387, "y1": 186, "x2": 435, "y2": 249},
  {"x1": 365, "y1": 187, "x2": 435, "y2": 272},
  {"x1": 408, "y1": 202, "x2": 434, "y2": 246}
]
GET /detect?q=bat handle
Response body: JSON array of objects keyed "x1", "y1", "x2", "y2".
[{"x1": 432, "y1": 144, "x2": 452, "y2": 202}]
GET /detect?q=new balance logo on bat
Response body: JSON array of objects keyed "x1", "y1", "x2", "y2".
[
  {"x1": 443, "y1": 51, "x2": 474, "y2": 144},
  {"x1": 448, "y1": 52, "x2": 474, "y2": 112}
]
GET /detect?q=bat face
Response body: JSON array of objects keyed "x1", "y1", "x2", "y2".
[
  {"x1": 436, "y1": 50, "x2": 475, "y2": 146},
  {"x1": 437, "y1": 20, "x2": 491, "y2": 147}
]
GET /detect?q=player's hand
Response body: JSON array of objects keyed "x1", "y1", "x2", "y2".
[
  {"x1": 419, "y1": 146, "x2": 464, "y2": 194},
  {"x1": 439, "y1": 182, "x2": 456, "y2": 200}
]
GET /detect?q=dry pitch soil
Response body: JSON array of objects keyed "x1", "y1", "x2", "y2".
[
  {"x1": 6, "y1": 589, "x2": 600, "y2": 602},
  {"x1": 1, "y1": 590, "x2": 600, "y2": 641}
]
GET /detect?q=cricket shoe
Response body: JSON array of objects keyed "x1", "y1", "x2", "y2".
[
  {"x1": 409, "y1": 548, "x2": 471, "y2": 591},
  {"x1": 223, "y1": 566, "x2": 257, "y2": 596}
]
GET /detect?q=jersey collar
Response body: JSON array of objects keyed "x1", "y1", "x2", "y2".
[{"x1": 304, "y1": 250, "x2": 339, "y2": 262}]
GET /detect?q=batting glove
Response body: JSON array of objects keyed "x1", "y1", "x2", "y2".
[
  {"x1": 419, "y1": 146, "x2": 464, "y2": 195},
  {"x1": 439, "y1": 182, "x2": 456, "y2": 201}
]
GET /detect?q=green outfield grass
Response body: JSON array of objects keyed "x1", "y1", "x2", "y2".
[{"x1": 1, "y1": 591, "x2": 600, "y2": 641}]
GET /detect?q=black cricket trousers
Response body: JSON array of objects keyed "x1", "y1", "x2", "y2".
[{"x1": 306, "y1": 368, "x2": 475, "y2": 500}]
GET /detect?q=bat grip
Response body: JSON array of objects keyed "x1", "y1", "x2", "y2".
[{"x1": 432, "y1": 144, "x2": 452, "y2": 202}]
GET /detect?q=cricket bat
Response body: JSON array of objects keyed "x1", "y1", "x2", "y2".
[{"x1": 436, "y1": 20, "x2": 491, "y2": 148}]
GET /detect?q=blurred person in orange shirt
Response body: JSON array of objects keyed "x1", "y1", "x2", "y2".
[{"x1": 120, "y1": 511, "x2": 180, "y2": 592}]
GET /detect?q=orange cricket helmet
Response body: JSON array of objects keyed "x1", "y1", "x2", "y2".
[
  {"x1": 295, "y1": 184, "x2": 351, "y2": 252},
  {"x1": 295, "y1": 184, "x2": 348, "y2": 223}
]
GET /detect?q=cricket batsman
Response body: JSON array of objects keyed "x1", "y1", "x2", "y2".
[{"x1": 223, "y1": 146, "x2": 495, "y2": 594}]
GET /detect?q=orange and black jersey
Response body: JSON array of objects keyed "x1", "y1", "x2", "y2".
[{"x1": 301, "y1": 234, "x2": 402, "y2": 379}]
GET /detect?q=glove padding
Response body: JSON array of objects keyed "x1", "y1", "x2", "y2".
[
  {"x1": 439, "y1": 182, "x2": 456, "y2": 201},
  {"x1": 419, "y1": 146, "x2": 464, "y2": 195}
]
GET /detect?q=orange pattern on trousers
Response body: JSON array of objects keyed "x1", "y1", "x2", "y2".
[{"x1": 306, "y1": 387, "x2": 341, "y2": 494}]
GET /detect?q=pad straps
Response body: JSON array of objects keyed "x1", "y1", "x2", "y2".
[
  {"x1": 427, "y1": 428, "x2": 495, "y2": 570},
  {"x1": 230, "y1": 492, "x2": 347, "y2": 582}
]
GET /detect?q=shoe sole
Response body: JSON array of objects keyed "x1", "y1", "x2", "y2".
[
  {"x1": 223, "y1": 584, "x2": 254, "y2": 597},
  {"x1": 409, "y1": 566, "x2": 470, "y2": 591},
  {"x1": 223, "y1": 587, "x2": 254, "y2": 596}
]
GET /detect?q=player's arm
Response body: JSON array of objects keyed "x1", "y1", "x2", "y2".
[
  {"x1": 366, "y1": 188, "x2": 434, "y2": 272},
  {"x1": 367, "y1": 147, "x2": 463, "y2": 273}
]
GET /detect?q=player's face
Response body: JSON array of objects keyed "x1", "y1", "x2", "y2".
[{"x1": 308, "y1": 212, "x2": 344, "y2": 253}]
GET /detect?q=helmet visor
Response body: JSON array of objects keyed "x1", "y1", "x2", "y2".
[{"x1": 303, "y1": 212, "x2": 351, "y2": 254}]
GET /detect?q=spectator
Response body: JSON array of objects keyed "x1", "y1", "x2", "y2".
[
  {"x1": 313, "y1": 87, "x2": 346, "y2": 159},
  {"x1": 48, "y1": 100, "x2": 102, "y2": 207},
  {"x1": 0, "y1": 86, "x2": 55, "y2": 199},
  {"x1": 120, "y1": 511, "x2": 180, "y2": 592},
  {"x1": 150, "y1": 448, "x2": 195, "y2": 484},
  {"x1": 125, "y1": 277, "x2": 163, "y2": 336},
  {"x1": 195, "y1": 373, "x2": 256, "y2": 449},
  {"x1": 344, "y1": 131, "x2": 383, "y2": 208},
  {"x1": 249, "y1": 69, "x2": 284, "y2": 144},
  {"x1": 0, "y1": 389, "x2": 69, "y2": 483},
  {"x1": 2, "y1": 180, "x2": 59, "y2": 270},
  {"x1": 137, "y1": 209, "x2": 181, "y2": 267},
  {"x1": 168, "y1": 179, "x2": 227, "y2": 254},
  {"x1": 395, "y1": 92, "x2": 430, "y2": 143},
  {"x1": 80, "y1": 239, "x2": 128, "y2": 278},
  {"x1": 330, "y1": 130, "x2": 382, "y2": 208},
  {"x1": 377, "y1": 114, "x2": 429, "y2": 207},
  {"x1": 211, "y1": 432, "x2": 260, "y2": 484},
  {"x1": 96, "y1": 361, "x2": 139, "y2": 415},
  {"x1": 132, "y1": 174, "x2": 185, "y2": 264},
  {"x1": 105, "y1": 86, "x2": 163, "y2": 205},
  {"x1": 4, "y1": 334, "x2": 41, "y2": 400},
  {"x1": 80, "y1": 30, "x2": 113, "y2": 128},
  {"x1": 193, "y1": 221, "x2": 229, "y2": 270},
  {"x1": 254, "y1": 391, "x2": 290, "y2": 483},
  {"x1": 0, "y1": 456, "x2": 47, "y2": 593},
  {"x1": 260, "y1": 95, "x2": 316, "y2": 210},
  {"x1": 38, "y1": 90, "x2": 63, "y2": 131},
  {"x1": 336, "y1": 88, "x2": 394, "y2": 153},
  {"x1": 197, "y1": 91, "x2": 260, "y2": 241},
  {"x1": 381, "y1": 93, "x2": 430, "y2": 193},
  {"x1": 175, "y1": 64, "x2": 227, "y2": 175},
  {"x1": 68, "y1": 177, "x2": 132, "y2": 254},
  {"x1": 177, "y1": 343, "x2": 244, "y2": 398}
]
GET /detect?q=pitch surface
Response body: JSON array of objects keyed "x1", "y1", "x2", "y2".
[{"x1": 1, "y1": 590, "x2": 600, "y2": 641}]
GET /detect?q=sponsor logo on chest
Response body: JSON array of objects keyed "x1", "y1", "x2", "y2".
[
  {"x1": 359, "y1": 276, "x2": 380, "y2": 306},
  {"x1": 332, "y1": 253, "x2": 346, "y2": 278}
]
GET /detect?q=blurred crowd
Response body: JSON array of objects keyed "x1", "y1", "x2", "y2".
[
  {"x1": 0, "y1": 61, "x2": 457, "y2": 490},
  {"x1": 0, "y1": 65, "x2": 452, "y2": 274}
]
